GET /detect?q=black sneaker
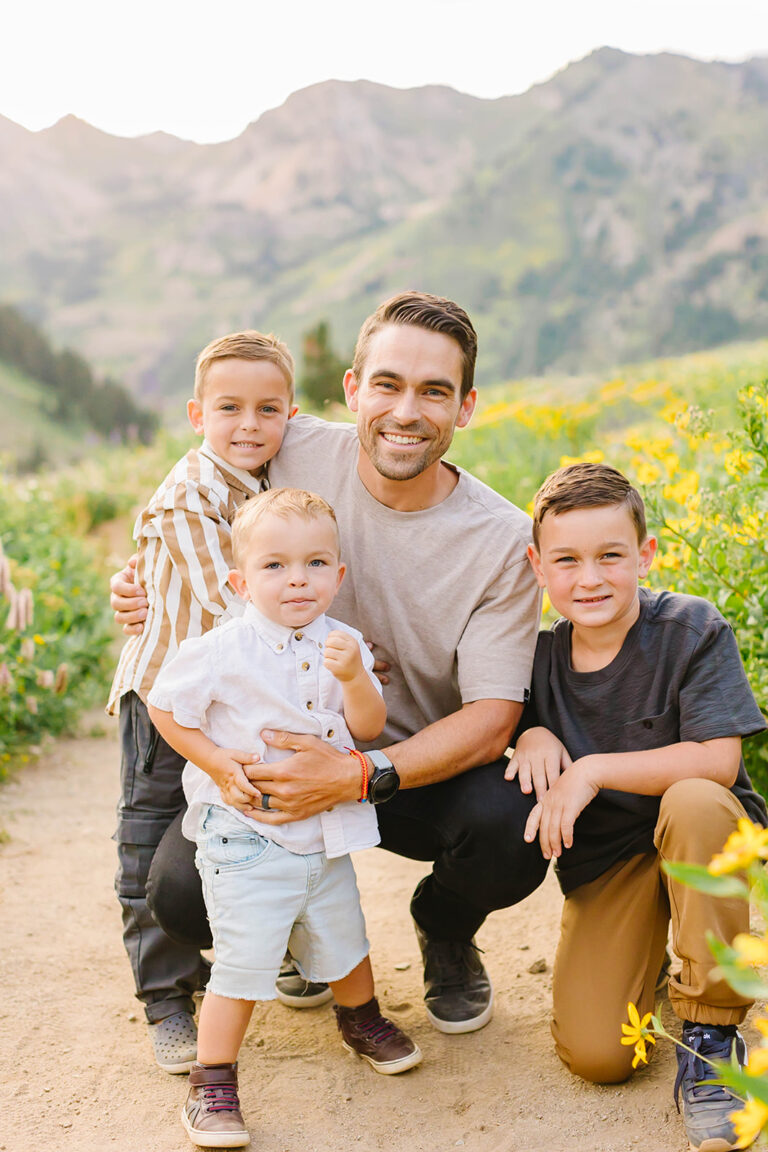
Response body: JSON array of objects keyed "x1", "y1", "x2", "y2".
[
  {"x1": 413, "y1": 921, "x2": 493, "y2": 1034},
  {"x1": 274, "y1": 954, "x2": 333, "y2": 1008},
  {"x1": 674, "y1": 1022, "x2": 747, "y2": 1152}
]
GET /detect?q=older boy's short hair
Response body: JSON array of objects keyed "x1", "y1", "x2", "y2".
[
  {"x1": 194, "y1": 330, "x2": 295, "y2": 404},
  {"x1": 231, "y1": 487, "x2": 340, "y2": 568},
  {"x1": 352, "y1": 291, "x2": 478, "y2": 400},
  {"x1": 532, "y1": 463, "x2": 648, "y2": 548}
]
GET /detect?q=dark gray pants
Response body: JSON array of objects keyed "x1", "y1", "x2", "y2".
[{"x1": 115, "y1": 692, "x2": 206, "y2": 1022}]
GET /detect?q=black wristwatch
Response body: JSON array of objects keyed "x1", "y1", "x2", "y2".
[{"x1": 366, "y1": 749, "x2": 400, "y2": 804}]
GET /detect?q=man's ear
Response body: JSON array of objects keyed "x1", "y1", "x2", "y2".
[
  {"x1": 638, "y1": 536, "x2": 657, "y2": 579},
  {"x1": 342, "y1": 369, "x2": 359, "y2": 413},
  {"x1": 187, "y1": 398, "x2": 205, "y2": 436},
  {"x1": 527, "y1": 543, "x2": 547, "y2": 589},
  {"x1": 455, "y1": 387, "x2": 478, "y2": 430},
  {"x1": 228, "y1": 568, "x2": 250, "y2": 601}
]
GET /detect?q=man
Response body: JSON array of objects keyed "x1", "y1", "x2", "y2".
[{"x1": 111, "y1": 291, "x2": 549, "y2": 1036}]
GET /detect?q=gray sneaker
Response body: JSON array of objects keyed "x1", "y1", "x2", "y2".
[
  {"x1": 275, "y1": 955, "x2": 333, "y2": 1008},
  {"x1": 150, "y1": 1010, "x2": 198, "y2": 1074},
  {"x1": 674, "y1": 1022, "x2": 747, "y2": 1152},
  {"x1": 414, "y1": 921, "x2": 493, "y2": 1034}
]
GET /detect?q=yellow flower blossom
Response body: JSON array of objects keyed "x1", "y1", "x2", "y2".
[
  {"x1": 635, "y1": 460, "x2": 662, "y2": 486},
  {"x1": 724, "y1": 449, "x2": 755, "y2": 479},
  {"x1": 731, "y1": 933, "x2": 768, "y2": 967},
  {"x1": 753, "y1": 1017, "x2": 768, "y2": 1042},
  {"x1": 620, "y1": 1002, "x2": 656, "y2": 1068},
  {"x1": 630, "y1": 379, "x2": 663, "y2": 404},
  {"x1": 559, "y1": 449, "x2": 605, "y2": 468},
  {"x1": 663, "y1": 471, "x2": 699, "y2": 507},
  {"x1": 730, "y1": 1099, "x2": 768, "y2": 1150},
  {"x1": 746, "y1": 1047, "x2": 768, "y2": 1076},
  {"x1": 599, "y1": 378, "x2": 626, "y2": 404},
  {"x1": 708, "y1": 819, "x2": 768, "y2": 875}
]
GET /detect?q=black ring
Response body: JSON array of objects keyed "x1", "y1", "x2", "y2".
[{"x1": 261, "y1": 793, "x2": 271, "y2": 811}]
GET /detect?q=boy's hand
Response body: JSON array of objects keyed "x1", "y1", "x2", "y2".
[
  {"x1": 110, "y1": 554, "x2": 147, "y2": 635},
  {"x1": 323, "y1": 630, "x2": 364, "y2": 682},
  {"x1": 506, "y1": 727, "x2": 572, "y2": 801},
  {"x1": 366, "y1": 640, "x2": 390, "y2": 686},
  {"x1": 207, "y1": 747, "x2": 262, "y2": 811},
  {"x1": 523, "y1": 759, "x2": 599, "y2": 860}
]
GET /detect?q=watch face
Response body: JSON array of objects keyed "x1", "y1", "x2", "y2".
[{"x1": 370, "y1": 767, "x2": 399, "y2": 804}]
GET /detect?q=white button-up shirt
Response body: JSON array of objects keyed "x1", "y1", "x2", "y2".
[{"x1": 148, "y1": 603, "x2": 381, "y2": 857}]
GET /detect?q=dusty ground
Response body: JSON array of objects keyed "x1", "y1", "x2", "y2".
[{"x1": 1, "y1": 719, "x2": 759, "y2": 1152}]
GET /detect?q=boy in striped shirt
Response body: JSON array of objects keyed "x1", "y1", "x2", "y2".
[{"x1": 107, "y1": 330, "x2": 297, "y2": 1072}]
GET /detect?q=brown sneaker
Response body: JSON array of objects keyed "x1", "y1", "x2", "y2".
[
  {"x1": 335, "y1": 997, "x2": 422, "y2": 1075},
  {"x1": 181, "y1": 1062, "x2": 250, "y2": 1148}
]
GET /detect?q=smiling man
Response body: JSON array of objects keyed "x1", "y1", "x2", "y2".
[{"x1": 114, "y1": 291, "x2": 549, "y2": 1037}]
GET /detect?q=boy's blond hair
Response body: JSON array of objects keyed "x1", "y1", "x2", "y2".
[
  {"x1": 231, "y1": 488, "x2": 340, "y2": 568},
  {"x1": 532, "y1": 463, "x2": 648, "y2": 548},
  {"x1": 194, "y1": 331, "x2": 295, "y2": 404}
]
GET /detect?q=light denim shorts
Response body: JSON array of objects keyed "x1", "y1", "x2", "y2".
[{"x1": 195, "y1": 804, "x2": 369, "y2": 1001}]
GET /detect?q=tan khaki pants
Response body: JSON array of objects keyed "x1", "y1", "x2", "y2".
[{"x1": 551, "y1": 778, "x2": 751, "y2": 1083}]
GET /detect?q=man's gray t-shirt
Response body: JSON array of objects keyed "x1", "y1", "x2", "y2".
[
  {"x1": 269, "y1": 414, "x2": 541, "y2": 747},
  {"x1": 523, "y1": 587, "x2": 767, "y2": 893}
]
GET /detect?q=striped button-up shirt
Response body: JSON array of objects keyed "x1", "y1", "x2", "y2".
[{"x1": 107, "y1": 440, "x2": 265, "y2": 715}]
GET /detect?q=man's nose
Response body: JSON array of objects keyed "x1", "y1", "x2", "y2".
[{"x1": 391, "y1": 389, "x2": 421, "y2": 424}]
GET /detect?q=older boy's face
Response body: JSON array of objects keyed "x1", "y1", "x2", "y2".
[
  {"x1": 187, "y1": 358, "x2": 296, "y2": 474},
  {"x1": 228, "y1": 511, "x2": 345, "y2": 630},
  {"x1": 342, "y1": 324, "x2": 476, "y2": 482},
  {"x1": 528, "y1": 503, "x2": 656, "y2": 636}
]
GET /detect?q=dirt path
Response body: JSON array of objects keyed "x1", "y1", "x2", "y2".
[{"x1": 0, "y1": 719, "x2": 752, "y2": 1152}]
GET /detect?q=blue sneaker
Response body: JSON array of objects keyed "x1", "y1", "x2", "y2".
[{"x1": 674, "y1": 1022, "x2": 747, "y2": 1152}]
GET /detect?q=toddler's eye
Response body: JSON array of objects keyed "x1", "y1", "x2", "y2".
[{"x1": 308, "y1": 559, "x2": 326, "y2": 567}]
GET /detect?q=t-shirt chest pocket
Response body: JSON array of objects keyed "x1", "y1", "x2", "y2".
[{"x1": 622, "y1": 705, "x2": 679, "y2": 751}]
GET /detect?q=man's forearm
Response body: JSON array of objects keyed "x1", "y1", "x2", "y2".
[{"x1": 383, "y1": 698, "x2": 523, "y2": 788}]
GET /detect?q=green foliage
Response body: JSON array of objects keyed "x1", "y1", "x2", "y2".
[
  {"x1": 299, "y1": 320, "x2": 348, "y2": 409},
  {"x1": 0, "y1": 302, "x2": 159, "y2": 455}
]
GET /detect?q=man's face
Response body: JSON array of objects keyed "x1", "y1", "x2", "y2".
[{"x1": 343, "y1": 324, "x2": 476, "y2": 482}]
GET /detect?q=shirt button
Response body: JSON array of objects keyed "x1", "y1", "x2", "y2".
[
  {"x1": 643, "y1": 719, "x2": 653, "y2": 729},
  {"x1": 318, "y1": 642, "x2": 323, "y2": 649},
  {"x1": 276, "y1": 643, "x2": 284, "y2": 651},
  {"x1": 295, "y1": 631, "x2": 304, "y2": 641},
  {"x1": 306, "y1": 701, "x2": 313, "y2": 710},
  {"x1": 327, "y1": 728, "x2": 334, "y2": 738},
  {"x1": 302, "y1": 661, "x2": 310, "y2": 671}
]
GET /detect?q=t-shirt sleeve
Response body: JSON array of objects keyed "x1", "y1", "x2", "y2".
[
  {"x1": 147, "y1": 634, "x2": 216, "y2": 728},
  {"x1": 456, "y1": 553, "x2": 542, "y2": 704},
  {"x1": 148, "y1": 480, "x2": 238, "y2": 620},
  {"x1": 679, "y1": 618, "x2": 767, "y2": 742}
]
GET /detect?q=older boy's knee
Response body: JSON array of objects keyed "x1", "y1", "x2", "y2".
[
  {"x1": 553, "y1": 1029, "x2": 635, "y2": 1084},
  {"x1": 657, "y1": 778, "x2": 742, "y2": 861}
]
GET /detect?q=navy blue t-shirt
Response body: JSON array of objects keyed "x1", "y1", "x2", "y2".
[{"x1": 522, "y1": 588, "x2": 767, "y2": 893}]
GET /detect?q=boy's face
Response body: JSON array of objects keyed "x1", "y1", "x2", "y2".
[
  {"x1": 342, "y1": 323, "x2": 476, "y2": 482},
  {"x1": 228, "y1": 511, "x2": 345, "y2": 629},
  {"x1": 187, "y1": 358, "x2": 297, "y2": 474},
  {"x1": 527, "y1": 503, "x2": 657, "y2": 637}
]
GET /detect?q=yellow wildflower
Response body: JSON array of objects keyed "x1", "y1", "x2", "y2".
[
  {"x1": 746, "y1": 1047, "x2": 768, "y2": 1076},
  {"x1": 559, "y1": 449, "x2": 605, "y2": 468},
  {"x1": 620, "y1": 1002, "x2": 656, "y2": 1068},
  {"x1": 753, "y1": 1017, "x2": 768, "y2": 1042},
  {"x1": 731, "y1": 933, "x2": 768, "y2": 967},
  {"x1": 730, "y1": 1099, "x2": 768, "y2": 1149},
  {"x1": 723, "y1": 449, "x2": 755, "y2": 478},
  {"x1": 708, "y1": 819, "x2": 768, "y2": 875},
  {"x1": 635, "y1": 460, "x2": 662, "y2": 486}
]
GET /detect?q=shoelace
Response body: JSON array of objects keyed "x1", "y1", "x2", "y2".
[
  {"x1": 430, "y1": 940, "x2": 483, "y2": 986},
  {"x1": 202, "y1": 1084, "x2": 240, "y2": 1113},
  {"x1": 673, "y1": 1026, "x2": 745, "y2": 1112},
  {"x1": 357, "y1": 1013, "x2": 399, "y2": 1043}
]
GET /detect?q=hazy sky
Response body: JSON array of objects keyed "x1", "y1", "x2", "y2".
[{"x1": 3, "y1": 0, "x2": 767, "y2": 142}]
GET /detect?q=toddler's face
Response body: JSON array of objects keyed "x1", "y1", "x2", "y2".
[
  {"x1": 187, "y1": 357, "x2": 296, "y2": 474},
  {"x1": 228, "y1": 511, "x2": 345, "y2": 629}
]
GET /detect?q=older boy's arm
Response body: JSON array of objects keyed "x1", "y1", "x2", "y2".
[
  {"x1": 526, "y1": 737, "x2": 742, "y2": 860},
  {"x1": 506, "y1": 727, "x2": 573, "y2": 800},
  {"x1": 147, "y1": 703, "x2": 261, "y2": 810},
  {"x1": 247, "y1": 699, "x2": 522, "y2": 825}
]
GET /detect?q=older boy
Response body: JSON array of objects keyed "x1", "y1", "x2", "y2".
[
  {"x1": 509, "y1": 462, "x2": 767, "y2": 1152},
  {"x1": 107, "y1": 330, "x2": 296, "y2": 1072}
]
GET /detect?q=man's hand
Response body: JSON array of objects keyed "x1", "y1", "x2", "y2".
[
  {"x1": 207, "y1": 748, "x2": 262, "y2": 811},
  {"x1": 110, "y1": 554, "x2": 147, "y2": 635},
  {"x1": 323, "y1": 630, "x2": 364, "y2": 682},
  {"x1": 241, "y1": 731, "x2": 360, "y2": 824},
  {"x1": 365, "y1": 640, "x2": 389, "y2": 686},
  {"x1": 523, "y1": 760, "x2": 600, "y2": 860},
  {"x1": 506, "y1": 726, "x2": 572, "y2": 800}
]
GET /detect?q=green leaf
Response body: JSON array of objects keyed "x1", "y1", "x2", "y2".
[
  {"x1": 710, "y1": 1063, "x2": 768, "y2": 1108},
  {"x1": 662, "y1": 860, "x2": 750, "y2": 898},
  {"x1": 706, "y1": 933, "x2": 768, "y2": 997}
]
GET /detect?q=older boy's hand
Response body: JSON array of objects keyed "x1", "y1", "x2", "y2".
[
  {"x1": 506, "y1": 726, "x2": 572, "y2": 801},
  {"x1": 110, "y1": 554, "x2": 147, "y2": 635},
  {"x1": 523, "y1": 760, "x2": 599, "y2": 860},
  {"x1": 241, "y1": 731, "x2": 359, "y2": 823},
  {"x1": 323, "y1": 630, "x2": 364, "y2": 682}
]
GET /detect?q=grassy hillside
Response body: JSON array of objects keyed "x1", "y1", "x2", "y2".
[{"x1": 0, "y1": 361, "x2": 96, "y2": 471}]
